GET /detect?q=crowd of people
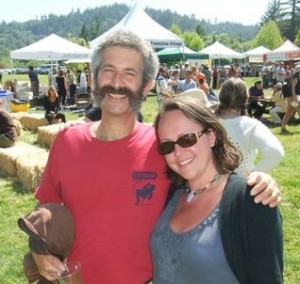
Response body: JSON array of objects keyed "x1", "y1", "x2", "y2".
[
  {"x1": 155, "y1": 59, "x2": 300, "y2": 134},
  {"x1": 19, "y1": 30, "x2": 285, "y2": 284},
  {"x1": 27, "y1": 65, "x2": 90, "y2": 108}
]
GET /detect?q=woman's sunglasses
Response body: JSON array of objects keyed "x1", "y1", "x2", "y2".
[{"x1": 157, "y1": 129, "x2": 208, "y2": 155}]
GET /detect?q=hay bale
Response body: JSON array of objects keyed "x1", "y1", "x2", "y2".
[
  {"x1": 0, "y1": 146, "x2": 19, "y2": 175},
  {"x1": 37, "y1": 123, "x2": 65, "y2": 147},
  {"x1": 0, "y1": 142, "x2": 45, "y2": 176},
  {"x1": 10, "y1": 111, "x2": 29, "y2": 121},
  {"x1": 0, "y1": 142, "x2": 48, "y2": 191},
  {"x1": 19, "y1": 113, "x2": 49, "y2": 130},
  {"x1": 13, "y1": 119, "x2": 23, "y2": 136},
  {"x1": 15, "y1": 151, "x2": 48, "y2": 192},
  {"x1": 37, "y1": 120, "x2": 79, "y2": 147}
]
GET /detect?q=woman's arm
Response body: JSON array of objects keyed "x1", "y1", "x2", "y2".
[
  {"x1": 251, "y1": 121, "x2": 284, "y2": 173},
  {"x1": 245, "y1": 188, "x2": 283, "y2": 283}
]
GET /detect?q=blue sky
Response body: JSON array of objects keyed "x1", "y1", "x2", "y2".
[{"x1": 1, "y1": 0, "x2": 269, "y2": 25}]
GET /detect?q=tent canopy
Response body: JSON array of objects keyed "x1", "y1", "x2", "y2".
[
  {"x1": 89, "y1": 3, "x2": 183, "y2": 49},
  {"x1": 156, "y1": 46, "x2": 208, "y2": 62},
  {"x1": 265, "y1": 40, "x2": 300, "y2": 62},
  {"x1": 10, "y1": 33, "x2": 92, "y2": 61},
  {"x1": 199, "y1": 41, "x2": 245, "y2": 59},
  {"x1": 244, "y1": 46, "x2": 270, "y2": 63},
  {"x1": 244, "y1": 46, "x2": 270, "y2": 57}
]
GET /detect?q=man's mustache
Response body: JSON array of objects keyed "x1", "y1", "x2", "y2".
[{"x1": 97, "y1": 85, "x2": 135, "y2": 98}]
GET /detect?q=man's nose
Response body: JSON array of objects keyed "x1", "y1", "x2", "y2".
[{"x1": 111, "y1": 72, "x2": 124, "y2": 89}]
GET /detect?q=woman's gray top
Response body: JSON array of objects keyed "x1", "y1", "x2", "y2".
[{"x1": 150, "y1": 189, "x2": 239, "y2": 284}]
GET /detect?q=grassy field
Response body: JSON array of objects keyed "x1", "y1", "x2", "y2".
[{"x1": 0, "y1": 75, "x2": 299, "y2": 283}]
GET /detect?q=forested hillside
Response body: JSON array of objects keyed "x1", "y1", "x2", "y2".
[{"x1": 0, "y1": 3, "x2": 259, "y2": 67}]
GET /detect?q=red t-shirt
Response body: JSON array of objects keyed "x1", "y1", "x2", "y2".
[{"x1": 35, "y1": 122, "x2": 170, "y2": 284}]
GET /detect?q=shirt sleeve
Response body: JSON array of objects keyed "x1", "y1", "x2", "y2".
[
  {"x1": 160, "y1": 78, "x2": 168, "y2": 93},
  {"x1": 250, "y1": 121, "x2": 284, "y2": 173},
  {"x1": 34, "y1": 134, "x2": 64, "y2": 204}
]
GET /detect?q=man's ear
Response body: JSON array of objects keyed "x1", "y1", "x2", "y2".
[{"x1": 142, "y1": 79, "x2": 155, "y2": 98}]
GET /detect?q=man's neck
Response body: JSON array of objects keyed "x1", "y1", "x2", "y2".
[{"x1": 92, "y1": 114, "x2": 137, "y2": 141}]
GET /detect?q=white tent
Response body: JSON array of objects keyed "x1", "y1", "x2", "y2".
[
  {"x1": 265, "y1": 40, "x2": 300, "y2": 62},
  {"x1": 199, "y1": 41, "x2": 245, "y2": 60},
  {"x1": 244, "y1": 46, "x2": 270, "y2": 57},
  {"x1": 89, "y1": 3, "x2": 183, "y2": 50},
  {"x1": 10, "y1": 33, "x2": 92, "y2": 61},
  {"x1": 244, "y1": 46, "x2": 270, "y2": 63}
]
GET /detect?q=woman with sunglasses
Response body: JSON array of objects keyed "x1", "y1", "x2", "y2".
[{"x1": 151, "y1": 96, "x2": 283, "y2": 283}]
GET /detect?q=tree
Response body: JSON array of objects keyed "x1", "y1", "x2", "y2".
[
  {"x1": 88, "y1": 17, "x2": 102, "y2": 41},
  {"x1": 294, "y1": 28, "x2": 300, "y2": 45},
  {"x1": 182, "y1": 31, "x2": 204, "y2": 51},
  {"x1": 79, "y1": 24, "x2": 89, "y2": 42},
  {"x1": 67, "y1": 34, "x2": 89, "y2": 48},
  {"x1": 260, "y1": 0, "x2": 283, "y2": 25},
  {"x1": 195, "y1": 24, "x2": 205, "y2": 37},
  {"x1": 280, "y1": 0, "x2": 300, "y2": 41},
  {"x1": 252, "y1": 21, "x2": 283, "y2": 49},
  {"x1": 169, "y1": 24, "x2": 182, "y2": 37}
]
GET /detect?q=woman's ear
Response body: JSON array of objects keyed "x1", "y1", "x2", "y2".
[{"x1": 207, "y1": 129, "x2": 217, "y2": 148}]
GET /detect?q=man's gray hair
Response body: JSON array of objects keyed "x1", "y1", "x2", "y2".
[{"x1": 90, "y1": 30, "x2": 159, "y2": 88}]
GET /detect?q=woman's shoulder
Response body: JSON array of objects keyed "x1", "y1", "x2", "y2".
[{"x1": 221, "y1": 173, "x2": 253, "y2": 211}]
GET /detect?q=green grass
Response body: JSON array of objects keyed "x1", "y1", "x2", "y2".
[
  {"x1": 0, "y1": 76, "x2": 299, "y2": 283},
  {"x1": 2, "y1": 74, "x2": 49, "y2": 86}
]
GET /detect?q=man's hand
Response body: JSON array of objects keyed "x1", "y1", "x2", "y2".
[
  {"x1": 247, "y1": 172, "x2": 281, "y2": 208},
  {"x1": 31, "y1": 252, "x2": 66, "y2": 281}
]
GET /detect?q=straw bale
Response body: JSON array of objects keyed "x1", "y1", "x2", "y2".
[
  {"x1": 10, "y1": 111, "x2": 29, "y2": 121},
  {"x1": 15, "y1": 150, "x2": 48, "y2": 192},
  {"x1": 37, "y1": 123, "x2": 65, "y2": 147},
  {"x1": 13, "y1": 119, "x2": 23, "y2": 136},
  {"x1": 0, "y1": 142, "x2": 45, "y2": 176},
  {"x1": 37, "y1": 120, "x2": 79, "y2": 147},
  {"x1": 19, "y1": 113, "x2": 49, "y2": 130}
]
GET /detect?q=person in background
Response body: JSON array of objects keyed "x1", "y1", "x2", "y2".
[
  {"x1": 201, "y1": 63, "x2": 212, "y2": 86},
  {"x1": 215, "y1": 78, "x2": 284, "y2": 176},
  {"x1": 156, "y1": 66, "x2": 169, "y2": 110},
  {"x1": 151, "y1": 96, "x2": 283, "y2": 284},
  {"x1": 179, "y1": 62, "x2": 189, "y2": 80},
  {"x1": 28, "y1": 66, "x2": 39, "y2": 97},
  {"x1": 176, "y1": 69, "x2": 197, "y2": 93},
  {"x1": 77, "y1": 69, "x2": 88, "y2": 94},
  {"x1": 275, "y1": 62, "x2": 286, "y2": 84},
  {"x1": 66, "y1": 69, "x2": 77, "y2": 98},
  {"x1": 235, "y1": 63, "x2": 242, "y2": 78},
  {"x1": 196, "y1": 73, "x2": 218, "y2": 104},
  {"x1": 261, "y1": 62, "x2": 270, "y2": 89},
  {"x1": 219, "y1": 66, "x2": 227, "y2": 86},
  {"x1": 0, "y1": 99, "x2": 18, "y2": 148},
  {"x1": 48, "y1": 67, "x2": 56, "y2": 87},
  {"x1": 196, "y1": 73, "x2": 209, "y2": 94},
  {"x1": 227, "y1": 64, "x2": 237, "y2": 78},
  {"x1": 281, "y1": 64, "x2": 300, "y2": 134},
  {"x1": 269, "y1": 82, "x2": 287, "y2": 125},
  {"x1": 29, "y1": 30, "x2": 282, "y2": 284},
  {"x1": 44, "y1": 86, "x2": 66, "y2": 125},
  {"x1": 56, "y1": 69, "x2": 68, "y2": 109},
  {"x1": 212, "y1": 65, "x2": 219, "y2": 89},
  {"x1": 247, "y1": 80, "x2": 265, "y2": 120},
  {"x1": 167, "y1": 69, "x2": 180, "y2": 93}
]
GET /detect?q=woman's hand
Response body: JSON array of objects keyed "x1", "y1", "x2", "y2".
[{"x1": 247, "y1": 172, "x2": 281, "y2": 208}]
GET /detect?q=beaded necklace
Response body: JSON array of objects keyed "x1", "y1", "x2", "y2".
[{"x1": 185, "y1": 173, "x2": 221, "y2": 203}]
